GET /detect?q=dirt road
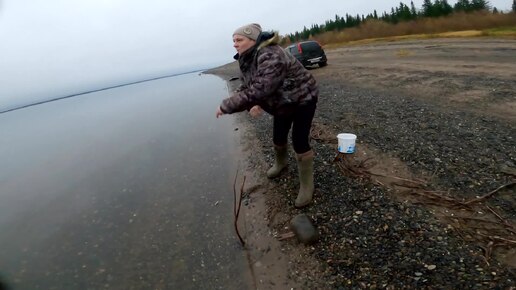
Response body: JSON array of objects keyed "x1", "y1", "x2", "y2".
[
  {"x1": 318, "y1": 38, "x2": 516, "y2": 120},
  {"x1": 206, "y1": 37, "x2": 516, "y2": 289}
]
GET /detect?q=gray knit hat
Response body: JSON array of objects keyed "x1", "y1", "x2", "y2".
[{"x1": 233, "y1": 23, "x2": 262, "y2": 41}]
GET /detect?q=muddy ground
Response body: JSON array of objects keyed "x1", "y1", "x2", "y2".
[{"x1": 205, "y1": 37, "x2": 516, "y2": 289}]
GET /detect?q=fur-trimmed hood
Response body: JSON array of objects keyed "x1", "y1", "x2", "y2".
[{"x1": 256, "y1": 31, "x2": 280, "y2": 50}]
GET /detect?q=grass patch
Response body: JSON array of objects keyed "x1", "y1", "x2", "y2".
[
  {"x1": 482, "y1": 26, "x2": 516, "y2": 37},
  {"x1": 438, "y1": 30, "x2": 483, "y2": 37}
]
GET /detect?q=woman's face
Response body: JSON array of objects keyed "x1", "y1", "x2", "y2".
[{"x1": 233, "y1": 35, "x2": 256, "y2": 55}]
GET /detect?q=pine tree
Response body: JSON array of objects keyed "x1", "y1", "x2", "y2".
[
  {"x1": 346, "y1": 14, "x2": 354, "y2": 27},
  {"x1": 396, "y1": 2, "x2": 412, "y2": 20},
  {"x1": 410, "y1": 1, "x2": 418, "y2": 17},
  {"x1": 381, "y1": 11, "x2": 391, "y2": 22},
  {"x1": 454, "y1": 0, "x2": 472, "y2": 12},
  {"x1": 440, "y1": 0, "x2": 454, "y2": 15},
  {"x1": 338, "y1": 15, "x2": 346, "y2": 30},
  {"x1": 422, "y1": 0, "x2": 435, "y2": 17},
  {"x1": 512, "y1": 0, "x2": 516, "y2": 12},
  {"x1": 471, "y1": 0, "x2": 490, "y2": 11}
]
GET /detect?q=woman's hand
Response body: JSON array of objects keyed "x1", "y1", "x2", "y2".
[
  {"x1": 216, "y1": 106, "x2": 224, "y2": 118},
  {"x1": 249, "y1": 105, "x2": 263, "y2": 118}
]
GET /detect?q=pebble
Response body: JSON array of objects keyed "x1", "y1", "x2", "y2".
[{"x1": 290, "y1": 214, "x2": 319, "y2": 245}]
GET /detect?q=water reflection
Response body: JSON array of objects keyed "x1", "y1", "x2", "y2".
[{"x1": 0, "y1": 73, "x2": 251, "y2": 289}]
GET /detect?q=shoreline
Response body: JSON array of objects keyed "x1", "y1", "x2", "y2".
[{"x1": 205, "y1": 37, "x2": 516, "y2": 289}]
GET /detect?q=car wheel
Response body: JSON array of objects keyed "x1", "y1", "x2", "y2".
[{"x1": 319, "y1": 61, "x2": 327, "y2": 67}]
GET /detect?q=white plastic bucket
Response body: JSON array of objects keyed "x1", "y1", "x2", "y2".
[{"x1": 337, "y1": 133, "x2": 357, "y2": 153}]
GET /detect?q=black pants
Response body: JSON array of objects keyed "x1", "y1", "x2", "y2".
[{"x1": 273, "y1": 101, "x2": 316, "y2": 154}]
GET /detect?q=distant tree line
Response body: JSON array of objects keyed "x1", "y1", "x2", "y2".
[{"x1": 286, "y1": 0, "x2": 505, "y2": 42}]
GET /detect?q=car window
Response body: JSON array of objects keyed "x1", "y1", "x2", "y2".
[{"x1": 300, "y1": 42, "x2": 322, "y2": 52}]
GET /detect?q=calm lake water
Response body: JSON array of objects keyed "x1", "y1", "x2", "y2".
[{"x1": 0, "y1": 72, "x2": 254, "y2": 289}]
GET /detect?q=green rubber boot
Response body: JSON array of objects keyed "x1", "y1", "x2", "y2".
[
  {"x1": 295, "y1": 150, "x2": 314, "y2": 208},
  {"x1": 266, "y1": 145, "x2": 288, "y2": 179}
]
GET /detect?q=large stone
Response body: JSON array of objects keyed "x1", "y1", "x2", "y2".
[{"x1": 290, "y1": 214, "x2": 319, "y2": 244}]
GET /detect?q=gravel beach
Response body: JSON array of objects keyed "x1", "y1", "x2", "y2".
[{"x1": 205, "y1": 37, "x2": 516, "y2": 289}]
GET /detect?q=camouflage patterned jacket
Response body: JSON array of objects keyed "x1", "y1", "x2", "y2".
[{"x1": 220, "y1": 32, "x2": 318, "y2": 116}]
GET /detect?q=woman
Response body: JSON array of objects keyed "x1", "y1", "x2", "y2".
[{"x1": 216, "y1": 23, "x2": 319, "y2": 208}]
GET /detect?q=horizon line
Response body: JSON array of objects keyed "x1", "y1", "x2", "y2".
[{"x1": 0, "y1": 68, "x2": 211, "y2": 115}]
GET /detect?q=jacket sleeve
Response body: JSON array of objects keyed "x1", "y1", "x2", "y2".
[{"x1": 220, "y1": 49, "x2": 287, "y2": 114}]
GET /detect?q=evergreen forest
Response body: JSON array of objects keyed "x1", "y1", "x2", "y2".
[{"x1": 283, "y1": 0, "x2": 516, "y2": 44}]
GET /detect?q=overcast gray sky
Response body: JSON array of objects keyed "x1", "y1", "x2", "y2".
[{"x1": 0, "y1": 0, "x2": 512, "y2": 102}]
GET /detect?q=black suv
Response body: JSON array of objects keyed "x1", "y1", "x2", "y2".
[{"x1": 286, "y1": 41, "x2": 327, "y2": 68}]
